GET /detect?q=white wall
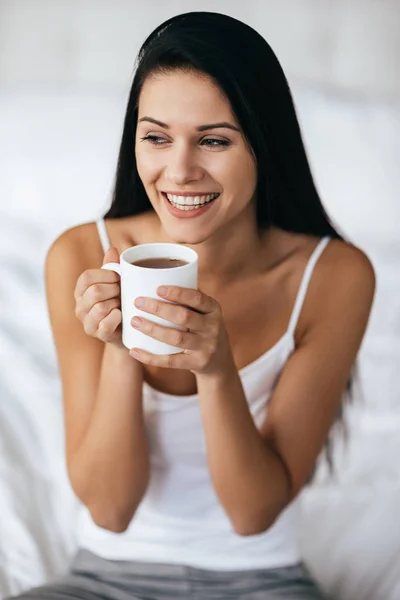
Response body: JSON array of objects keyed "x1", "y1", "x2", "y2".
[{"x1": 1, "y1": 0, "x2": 399, "y2": 98}]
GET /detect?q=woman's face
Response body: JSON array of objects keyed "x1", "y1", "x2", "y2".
[{"x1": 135, "y1": 70, "x2": 257, "y2": 244}]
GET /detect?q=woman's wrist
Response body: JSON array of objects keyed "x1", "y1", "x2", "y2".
[
  {"x1": 104, "y1": 342, "x2": 144, "y2": 377},
  {"x1": 195, "y1": 358, "x2": 238, "y2": 395}
]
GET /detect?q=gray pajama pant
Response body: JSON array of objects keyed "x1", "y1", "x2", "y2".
[{"x1": 7, "y1": 548, "x2": 326, "y2": 599}]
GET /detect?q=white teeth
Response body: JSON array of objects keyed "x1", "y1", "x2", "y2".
[
  {"x1": 165, "y1": 192, "x2": 219, "y2": 211},
  {"x1": 166, "y1": 193, "x2": 218, "y2": 205}
]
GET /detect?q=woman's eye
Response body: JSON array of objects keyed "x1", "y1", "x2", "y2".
[
  {"x1": 140, "y1": 135, "x2": 167, "y2": 145},
  {"x1": 201, "y1": 138, "x2": 231, "y2": 147},
  {"x1": 139, "y1": 136, "x2": 231, "y2": 148}
]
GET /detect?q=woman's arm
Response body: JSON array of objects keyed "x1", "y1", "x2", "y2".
[
  {"x1": 68, "y1": 343, "x2": 149, "y2": 533},
  {"x1": 46, "y1": 227, "x2": 149, "y2": 533},
  {"x1": 126, "y1": 241, "x2": 375, "y2": 537},
  {"x1": 196, "y1": 245, "x2": 375, "y2": 535}
]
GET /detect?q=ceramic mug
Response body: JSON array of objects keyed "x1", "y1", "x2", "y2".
[{"x1": 101, "y1": 243, "x2": 198, "y2": 354}]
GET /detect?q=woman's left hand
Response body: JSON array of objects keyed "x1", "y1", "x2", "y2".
[{"x1": 129, "y1": 285, "x2": 234, "y2": 376}]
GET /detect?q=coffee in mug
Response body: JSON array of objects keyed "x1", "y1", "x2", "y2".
[{"x1": 130, "y1": 258, "x2": 189, "y2": 269}]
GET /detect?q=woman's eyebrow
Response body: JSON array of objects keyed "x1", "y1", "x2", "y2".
[
  {"x1": 197, "y1": 122, "x2": 240, "y2": 132},
  {"x1": 138, "y1": 116, "x2": 240, "y2": 132}
]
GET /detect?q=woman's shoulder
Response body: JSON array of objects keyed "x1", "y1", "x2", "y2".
[
  {"x1": 268, "y1": 229, "x2": 375, "y2": 339},
  {"x1": 47, "y1": 212, "x2": 158, "y2": 270},
  {"x1": 272, "y1": 228, "x2": 374, "y2": 281},
  {"x1": 296, "y1": 232, "x2": 375, "y2": 299},
  {"x1": 293, "y1": 233, "x2": 375, "y2": 340},
  {"x1": 310, "y1": 235, "x2": 375, "y2": 290}
]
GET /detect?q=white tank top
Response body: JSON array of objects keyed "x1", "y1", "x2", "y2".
[{"x1": 77, "y1": 220, "x2": 331, "y2": 571}]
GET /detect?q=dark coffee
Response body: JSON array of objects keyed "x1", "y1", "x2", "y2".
[{"x1": 131, "y1": 257, "x2": 189, "y2": 269}]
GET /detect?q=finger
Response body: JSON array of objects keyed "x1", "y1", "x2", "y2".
[
  {"x1": 82, "y1": 282, "x2": 120, "y2": 312},
  {"x1": 90, "y1": 298, "x2": 121, "y2": 324},
  {"x1": 156, "y1": 286, "x2": 217, "y2": 315},
  {"x1": 76, "y1": 295, "x2": 119, "y2": 322},
  {"x1": 131, "y1": 316, "x2": 198, "y2": 349},
  {"x1": 75, "y1": 269, "x2": 119, "y2": 299},
  {"x1": 97, "y1": 308, "x2": 122, "y2": 342},
  {"x1": 82, "y1": 299, "x2": 120, "y2": 336},
  {"x1": 103, "y1": 246, "x2": 120, "y2": 265},
  {"x1": 134, "y1": 297, "x2": 204, "y2": 331},
  {"x1": 129, "y1": 347, "x2": 190, "y2": 370}
]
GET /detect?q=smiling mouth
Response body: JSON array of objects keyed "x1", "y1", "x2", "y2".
[{"x1": 162, "y1": 192, "x2": 220, "y2": 211}]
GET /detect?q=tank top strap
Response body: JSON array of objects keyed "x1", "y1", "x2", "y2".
[
  {"x1": 96, "y1": 218, "x2": 111, "y2": 253},
  {"x1": 287, "y1": 236, "x2": 331, "y2": 336}
]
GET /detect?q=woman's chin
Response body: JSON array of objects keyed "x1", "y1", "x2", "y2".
[
  {"x1": 169, "y1": 234, "x2": 207, "y2": 246},
  {"x1": 162, "y1": 226, "x2": 209, "y2": 246},
  {"x1": 157, "y1": 218, "x2": 209, "y2": 245}
]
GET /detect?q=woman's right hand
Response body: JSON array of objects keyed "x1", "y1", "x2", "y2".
[{"x1": 74, "y1": 247, "x2": 124, "y2": 348}]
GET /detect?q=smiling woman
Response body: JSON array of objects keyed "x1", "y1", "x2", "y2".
[{"x1": 12, "y1": 10, "x2": 375, "y2": 600}]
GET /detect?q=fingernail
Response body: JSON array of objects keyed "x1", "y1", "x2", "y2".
[
  {"x1": 131, "y1": 317, "x2": 142, "y2": 328},
  {"x1": 158, "y1": 286, "x2": 168, "y2": 296},
  {"x1": 130, "y1": 349, "x2": 140, "y2": 358},
  {"x1": 135, "y1": 297, "x2": 146, "y2": 308}
]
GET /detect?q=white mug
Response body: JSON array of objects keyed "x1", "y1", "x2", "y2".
[{"x1": 101, "y1": 243, "x2": 198, "y2": 354}]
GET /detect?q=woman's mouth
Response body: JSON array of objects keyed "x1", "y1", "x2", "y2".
[
  {"x1": 161, "y1": 192, "x2": 220, "y2": 219},
  {"x1": 164, "y1": 192, "x2": 220, "y2": 211}
]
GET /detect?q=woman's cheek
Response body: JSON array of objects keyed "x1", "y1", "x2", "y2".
[{"x1": 136, "y1": 151, "x2": 160, "y2": 181}]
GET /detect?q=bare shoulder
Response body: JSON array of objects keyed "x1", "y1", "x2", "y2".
[
  {"x1": 305, "y1": 237, "x2": 376, "y2": 341},
  {"x1": 44, "y1": 224, "x2": 105, "y2": 344},
  {"x1": 267, "y1": 228, "x2": 376, "y2": 345},
  {"x1": 46, "y1": 211, "x2": 159, "y2": 278},
  {"x1": 46, "y1": 222, "x2": 107, "y2": 273},
  {"x1": 278, "y1": 229, "x2": 375, "y2": 282},
  {"x1": 317, "y1": 238, "x2": 376, "y2": 300},
  {"x1": 267, "y1": 228, "x2": 375, "y2": 312}
]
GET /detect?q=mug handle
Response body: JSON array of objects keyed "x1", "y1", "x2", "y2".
[{"x1": 101, "y1": 262, "x2": 122, "y2": 276}]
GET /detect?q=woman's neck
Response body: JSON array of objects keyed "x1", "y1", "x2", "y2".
[
  {"x1": 131, "y1": 208, "x2": 274, "y2": 289},
  {"x1": 193, "y1": 222, "x2": 268, "y2": 288}
]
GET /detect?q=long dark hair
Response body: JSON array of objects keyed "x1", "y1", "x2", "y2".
[{"x1": 105, "y1": 11, "x2": 357, "y2": 478}]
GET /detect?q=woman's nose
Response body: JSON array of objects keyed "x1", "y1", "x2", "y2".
[{"x1": 166, "y1": 146, "x2": 203, "y2": 185}]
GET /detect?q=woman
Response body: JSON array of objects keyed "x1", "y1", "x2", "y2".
[{"x1": 11, "y1": 11, "x2": 375, "y2": 600}]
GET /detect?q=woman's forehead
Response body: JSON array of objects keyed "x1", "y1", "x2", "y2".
[{"x1": 138, "y1": 71, "x2": 236, "y2": 126}]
